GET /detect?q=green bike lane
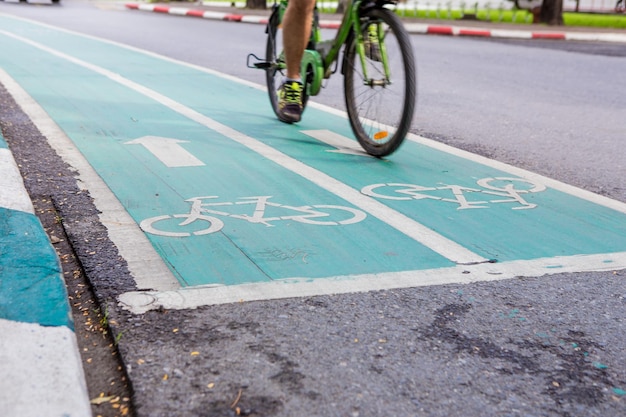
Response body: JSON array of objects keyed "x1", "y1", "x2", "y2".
[{"x1": 2, "y1": 15, "x2": 626, "y2": 310}]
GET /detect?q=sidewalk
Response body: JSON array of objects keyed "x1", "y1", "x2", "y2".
[
  {"x1": 126, "y1": 1, "x2": 626, "y2": 43},
  {"x1": 0, "y1": 131, "x2": 91, "y2": 416}
]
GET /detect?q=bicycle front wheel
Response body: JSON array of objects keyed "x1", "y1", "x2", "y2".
[{"x1": 344, "y1": 8, "x2": 416, "y2": 157}]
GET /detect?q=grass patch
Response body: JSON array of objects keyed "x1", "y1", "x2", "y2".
[
  {"x1": 563, "y1": 12, "x2": 626, "y2": 28},
  {"x1": 315, "y1": 3, "x2": 626, "y2": 29},
  {"x1": 200, "y1": 0, "x2": 626, "y2": 28}
]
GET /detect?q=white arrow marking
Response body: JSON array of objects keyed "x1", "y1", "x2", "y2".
[
  {"x1": 301, "y1": 129, "x2": 372, "y2": 157},
  {"x1": 125, "y1": 136, "x2": 205, "y2": 167}
]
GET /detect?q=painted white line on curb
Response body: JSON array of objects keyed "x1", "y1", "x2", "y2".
[
  {"x1": 202, "y1": 10, "x2": 229, "y2": 19},
  {"x1": 0, "y1": 148, "x2": 34, "y2": 214},
  {"x1": 0, "y1": 319, "x2": 92, "y2": 417}
]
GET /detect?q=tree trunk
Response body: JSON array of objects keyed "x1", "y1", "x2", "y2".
[
  {"x1": 246, "y1": 0, "x2": 266, "y2": 10},
  {"x1": 538, "y1": 0, "x2": 564, "y2": 25},
  {"x1": 336, "y1": 0, "x2": 350, "y2": 14}
]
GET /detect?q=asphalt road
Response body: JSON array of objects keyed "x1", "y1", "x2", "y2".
[
  {"x1": 5, "y1": 0, "x2": 624, "y2": 202},
  {"x1": 1, "y1": 1, "x2": 626, "y2": 416}
]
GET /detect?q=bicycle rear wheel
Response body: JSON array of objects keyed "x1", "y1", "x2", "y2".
[
  {"x1": 265, "y1": 9, "x2": 309, "y2": 122},
  {"x1": 344, "y1": 8, "x2": 416, "y2": 157}
]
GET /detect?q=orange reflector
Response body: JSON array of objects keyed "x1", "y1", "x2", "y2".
[{"x1": 373, "y1": 131, "x2": 388, "y2": 141}]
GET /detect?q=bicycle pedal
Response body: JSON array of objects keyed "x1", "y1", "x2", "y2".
[{"x1": 246, "y1": 53, "x2": 270, "y2": 70}]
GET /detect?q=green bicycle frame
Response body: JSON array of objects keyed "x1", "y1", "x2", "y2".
[{"x1": 275, "y1": 0, "x2": 390, "y2": 96}]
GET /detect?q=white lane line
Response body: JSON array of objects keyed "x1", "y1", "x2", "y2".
[
  {"x1": 0, "y1": 29, "x2": 488, "y2": 267},
  {"x1": 125, "y1": 136, "x2": 206, "y2": 168},
  {"x1": 301, "y1": 129, "x2": 372, "y2": 156},
  {"x1": 0, "y1": 67, "x2": 181, "y2": 292},
  {"x1": 119, "y1": 251, "x2": 626, "y2": 313}
]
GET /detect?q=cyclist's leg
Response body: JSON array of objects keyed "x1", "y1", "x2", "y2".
[
  {"x1": 282, "y1": 0, "x2": 315, "y2": 80},
  {"x1": 277, "y1": 0, "x2": 315, "y2": 123}
]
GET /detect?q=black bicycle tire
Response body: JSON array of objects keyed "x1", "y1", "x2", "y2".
[
  {"x1": 265, "y1": 9, "x2": 282, "y2": 118},
  {"x1": 343, "y1": 8, "x2": 416, "y2": 157}
]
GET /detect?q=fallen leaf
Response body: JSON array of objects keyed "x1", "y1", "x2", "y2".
[
  {"x1": 90, "y1": 395, "x2": 116, "y2": 405},
  {"x1": 230, "y1": 388, "x2": 243, "y2": 408}
]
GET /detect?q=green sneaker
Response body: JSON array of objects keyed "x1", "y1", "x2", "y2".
[
  {"x1": 364, "y1": 24, "x2": 382, "y2": 62},
  {"x1": 277, "y1": 80, "x2": 303, "y2": 123}
]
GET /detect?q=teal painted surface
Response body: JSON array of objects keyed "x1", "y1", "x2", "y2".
[
  {"x1": 0, "y1": 208, "x2": 73, "y2": 328},
  {"x1": 0, "y1": 134, "x2": 7, "y2": 148},
  {"x1": 0, "y1": 24, "x2": 454, "y2": 287},
  {"x1": 2, "y1": 16, "x2": 626, "y2": 288}
]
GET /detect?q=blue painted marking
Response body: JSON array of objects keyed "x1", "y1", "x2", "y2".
[
  {"x1": 0, "y1": 132, "x2": 73, "y2": 328},
  {"x1": 2, "y1": 17, "x2": 626, "y2": 291},
  {"x1": 0, "y1": 209, "x2": 71, "y2": 327},
  {"x1": 1, "y1": 119, "x2": 73, "y2": 328}
]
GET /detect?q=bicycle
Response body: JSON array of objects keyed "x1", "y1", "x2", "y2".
[
  {"x1": 247, "y1": 0, "x2": 417, "y2": 157},
  {"x1": 361, "y1": 177, "x2": 547, "y2": 210},
  {"x1": 140, "y1": 195, "x2": 367, "y2": 237}
]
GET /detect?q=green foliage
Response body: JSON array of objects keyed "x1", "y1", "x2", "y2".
[
  {"x1": 392, "y1": 9, "x2": 626, "y2": 28},
  {"x1": 563, "y1": 13, "x2": 626, "y2": 28},
  {"x1": 314, "y1": 2, "x2": 626, "y2": 28}
]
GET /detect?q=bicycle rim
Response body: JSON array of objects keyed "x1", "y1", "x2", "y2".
[{"x1": 344, "y1": 8, "x2": 416, "y2": 157}]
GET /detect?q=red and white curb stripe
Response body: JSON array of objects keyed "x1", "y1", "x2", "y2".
[
  {"x1": 404, "y1": 22, "x2": 626, "y2": 42},
  {"x1": 126, "y1": 2, "x2": 270, "y2": 24},
  {"x1": 125, "y1": 3, "x2": 343, "y2": 28},
  {"x1": 125, "y1": 3, "x2": 626, "y2": 43}
]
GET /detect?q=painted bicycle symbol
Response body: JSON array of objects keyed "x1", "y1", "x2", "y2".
[
  {"x1": 140, "y1": 195, "x2": 367, "y2": 237},
  {"x1": 361, "y1": 177, "x2": 546, "y2": 210}
]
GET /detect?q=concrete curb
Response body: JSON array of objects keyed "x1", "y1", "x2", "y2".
[
  {"x1": 0, "y1": 132, "x2": 91, "y2": 416},
  {"x1": 124, "y1": 2, "x2": 626, "y2": 43}
]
